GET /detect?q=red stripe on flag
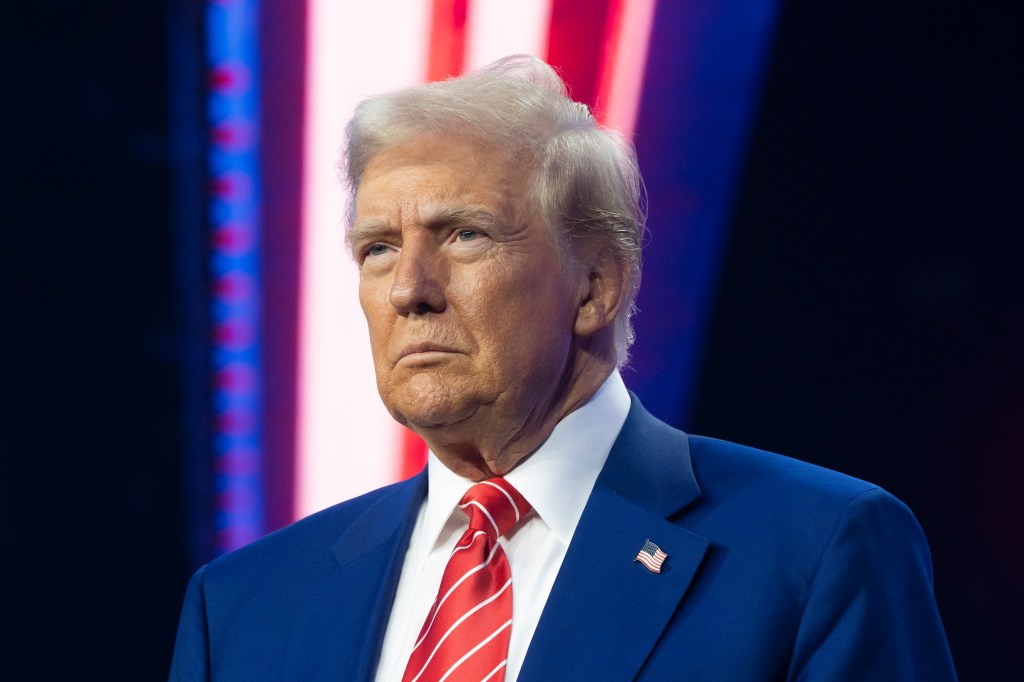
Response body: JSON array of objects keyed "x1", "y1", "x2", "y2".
[{"x1": 427, "y1": 0, "x2": 470, "y2": 81}]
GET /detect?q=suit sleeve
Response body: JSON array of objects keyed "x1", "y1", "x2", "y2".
[
  {"x1": 787, "y1": 488, "x2": 957, "y2": 681},
  {"x1": 168, "y1": 565, "x2": 211, "y2": 682}
]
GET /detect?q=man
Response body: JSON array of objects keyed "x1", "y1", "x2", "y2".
[{"x1": 170, "y1": 56, "x2": 956, "y2": 680}]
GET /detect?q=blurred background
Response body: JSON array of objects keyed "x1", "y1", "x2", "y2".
[{"x1": 3, "y1": 0, "x2": 1020, "y2": 677}]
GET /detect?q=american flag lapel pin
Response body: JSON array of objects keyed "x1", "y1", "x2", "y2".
[{"x1": 635, "y1": 539, "x2": 668, "y2": 573}]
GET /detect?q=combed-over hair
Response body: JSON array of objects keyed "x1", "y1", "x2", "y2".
[{"x1": 342, "y1": 55, "x2": 646, "y2": 364}]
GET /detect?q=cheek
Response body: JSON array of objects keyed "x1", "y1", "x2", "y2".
[
  {"x1": 462, "y1": 266, "x2": 575, "y2": 359},
  {"x1": 359, "y1": 282, "x2": 394, "y2": 347}
]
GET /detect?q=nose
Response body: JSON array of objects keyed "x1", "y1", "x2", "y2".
[{"x1": 388, "y1": 242, "x2": 446, "y2": 315}]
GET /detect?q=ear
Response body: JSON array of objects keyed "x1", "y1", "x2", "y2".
[{"x1": 574, "y1": 248, "x2": 629, "y2": 338}]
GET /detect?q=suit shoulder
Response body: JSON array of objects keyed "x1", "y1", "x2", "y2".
[
  {"x1": 686, "y1": 434, "x2": 881, "y2": 505},
  {"x1": 682, "y1": 434, "x2": 930, "y2": 591},
  {"x1": 681, "y1": 433, "x2": 925, "y2": 548}
]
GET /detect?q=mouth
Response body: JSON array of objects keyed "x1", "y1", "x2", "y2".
[{"x1": 395, "y1": 342, "x2": 460, "y2": 364}]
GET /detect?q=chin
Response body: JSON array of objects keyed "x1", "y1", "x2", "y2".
[
  {"x1": 382, "y1": 375, "x2": 478, "y2": 430},
  {"x1": 395, "y1": 400, "x2": 476, "y2": 432}
]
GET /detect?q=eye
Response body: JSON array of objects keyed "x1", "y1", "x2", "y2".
[
  {"x1": 456, "y1": 229, "x2": 479, "y2": 242},
  {"x1": 365, "y1": 243, "x2": 390, "y2": 257}
]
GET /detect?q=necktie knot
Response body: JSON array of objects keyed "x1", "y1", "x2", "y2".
[{"x1": 458, "y1": 478, "x2": 531, "y2": 540}]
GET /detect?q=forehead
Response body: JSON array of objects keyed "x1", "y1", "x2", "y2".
[{"x1": 354, "y1": 134, "x2": 529, "y2": 221}]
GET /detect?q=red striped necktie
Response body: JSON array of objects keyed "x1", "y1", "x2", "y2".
[{"x1": 402, "y1": 478, "x2": 531, "y2": 682}]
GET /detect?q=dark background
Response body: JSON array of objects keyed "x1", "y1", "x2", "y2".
[
  {"x1": 3, "y1": 0, "x2": 1019, "y2": 677},
  {"x1": 693, "y1": 3, "x2": 1022, "y2": 677}
]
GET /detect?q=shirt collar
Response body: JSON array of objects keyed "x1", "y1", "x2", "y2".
[{"x1": 422, "y1": 371, "x2": 631, "y2": 554}]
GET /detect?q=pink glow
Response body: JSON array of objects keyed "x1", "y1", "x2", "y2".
[
  {"x1": 296, "y1": 0, "x2": 430, "y2": 519},
  {"x1": 465, "y1": 0, "x2": 553, "y2": 69},
  {"x1": 597, "y1": 0, "x2": 658, "y2": 137}
]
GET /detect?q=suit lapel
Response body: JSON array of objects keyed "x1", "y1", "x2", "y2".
[
  {"x1": 282, "y1": 473, "x2": 427, "y2": 681},
  {"x1": 519, "y1": 396, "x2": 708, "y2": 680}
]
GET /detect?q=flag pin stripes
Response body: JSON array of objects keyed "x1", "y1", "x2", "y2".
[{"x1": 635, "y1": 539, "x2": 668, "y2": 573}]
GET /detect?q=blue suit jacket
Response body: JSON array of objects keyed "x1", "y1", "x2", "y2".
[{"x1": 170, "y1": 397, "x2": 956, "y2": 680}]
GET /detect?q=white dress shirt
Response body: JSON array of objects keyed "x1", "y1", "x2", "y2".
[{"x1": 373, "y1": 371, "x2": 631, "y2": 681}]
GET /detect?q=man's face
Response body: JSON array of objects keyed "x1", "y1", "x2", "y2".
[{"x1": 351, "y1": 135, "x2": 583, "y2": 438}]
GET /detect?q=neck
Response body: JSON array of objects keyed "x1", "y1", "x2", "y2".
[{"x1": 418, "y1": 351, "x2": 616, "y2": 481}]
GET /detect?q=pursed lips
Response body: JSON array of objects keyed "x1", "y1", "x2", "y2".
[{"x1": 394, "y1": 342, "x2": 460, "y2": 364}]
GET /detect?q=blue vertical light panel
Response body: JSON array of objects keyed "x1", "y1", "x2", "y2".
[
  {"x1": 627, "y1": 0, "x2": 781, "y2": 427},
  {"x1": 206, "y1": 0, "x2": 264, "y2": 554}
]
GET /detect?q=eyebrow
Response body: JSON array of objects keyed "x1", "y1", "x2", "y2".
[
  {"x1": 346, "y1": 218, "x2": 394, "y2": 252},
  {"x1": 422, "y1": 205, "x2": 501, "y2": 230},
  {"x1": 347, "y1": 204, "x2": 502, "y2": 250}
]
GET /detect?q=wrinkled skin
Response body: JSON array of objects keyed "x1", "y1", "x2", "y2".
[{"x1": 351, "y1": 134, "x2": 626, "y2": 480}]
